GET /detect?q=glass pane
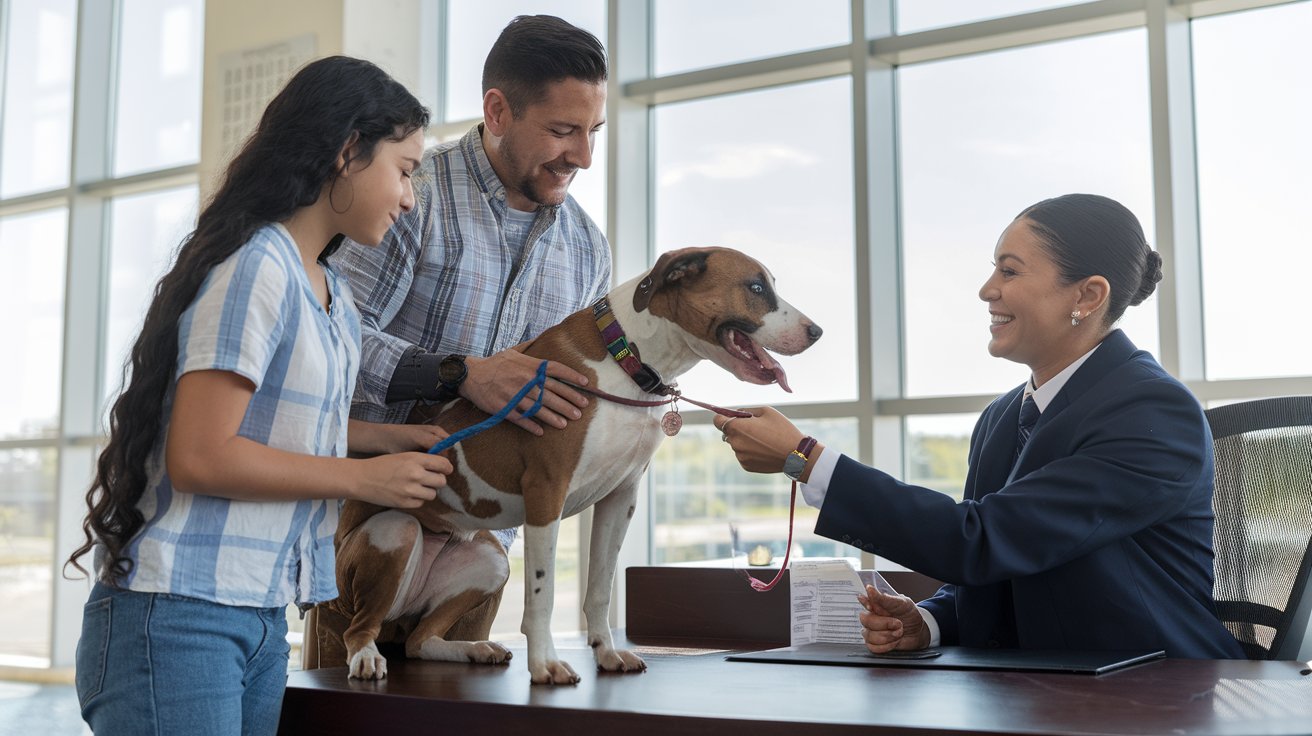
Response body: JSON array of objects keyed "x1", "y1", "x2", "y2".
[
  {"x1": 104, "y1": 186, "x2": 197, "y2": 418},
  {"x1": 653, "y1": 0, "x2": 849, "y2": 77},
  {"x1": 1194, "y1": 2, "x2": 1312, "y2": 380},
  {"x1": 0, "y1": 448, "x2": 57, "y2": 662},
  {"x1": 113, "y1": 0, "x2": 203, "y2": 176},
  {"x1": 898, "y1": 30, "x2": 1157, "y2": 398},
  {"x1": 896, "y1": 1, "x2": 1083, "y2": 34},
  {"x1": 651, "y1": 419, "x2": 856, "y2": 565},
  {"x1": 905, "y1": 413, "x2": 976, "y2": 501},
  {"x1": 0, "y1": 209, "x2": 68, "y2": 440},
  {"x1": 654, "y1": 78, "x2": 856, "y2": 406},
  {"x1": 0, "y1": 0, "x2": 76, "y2": 198},
  {"x1": 444, "y1": 1, "x2": 606, "y2": 123}
]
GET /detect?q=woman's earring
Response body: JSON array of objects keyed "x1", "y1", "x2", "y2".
[
  {"x1": 1071, "y1": 310, "x2": 1081, "y2": 327},
  {"x1": 329, "y1": 176, "x2": 354, "y2": 214}
]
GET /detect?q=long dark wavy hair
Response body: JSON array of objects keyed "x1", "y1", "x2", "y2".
[{"x1": 66, "y1": 56, "x2": 430, "y2": 583}]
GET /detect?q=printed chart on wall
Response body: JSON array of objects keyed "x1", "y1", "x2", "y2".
[{"x1": 219, "y1": 34, "x2": 317, "y2": 157}]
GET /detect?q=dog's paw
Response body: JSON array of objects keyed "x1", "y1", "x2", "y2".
[
  {"x1": 595, "y1": 647, "x2": 647, "y2": 674},
  {"x1": 466, "y1": 641, "x2": 513, "y2": 665},
  {"x1": 529, "y1": 659, "x2": 581, "y2": 685},
  {"x1": 348, "y1": 644, "x2": 388, "y2": 680}
]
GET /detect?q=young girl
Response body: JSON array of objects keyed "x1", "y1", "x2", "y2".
[{"x1": 66, "y1": 56, "x2": 450, "y2": 735}]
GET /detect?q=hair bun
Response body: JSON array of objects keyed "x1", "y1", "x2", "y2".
[{"x1": 1131, "y1": 249, "x2": 1163, "y2": 305}]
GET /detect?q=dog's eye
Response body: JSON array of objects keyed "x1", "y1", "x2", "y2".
[{"x1": 748, "y1": 282, "x2": 765, "y2": 294}]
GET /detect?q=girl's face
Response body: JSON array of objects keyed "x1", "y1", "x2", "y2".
[
  {"x1": 978, "y1": 218, "x2": 1084, "y2": 376},
  {"x1": 338, "y1": 127, "x2": 425, "y2": 247}
]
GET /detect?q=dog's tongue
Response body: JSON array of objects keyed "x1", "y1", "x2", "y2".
[{"x1": 751, "y1": 342, "x2": 792, "y2": 393}]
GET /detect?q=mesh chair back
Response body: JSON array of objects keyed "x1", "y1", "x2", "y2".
[{"x1": 1206, "y1": 396, "x2": 1312, "y2": 660}]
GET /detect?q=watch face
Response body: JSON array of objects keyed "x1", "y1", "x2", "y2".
[
  {"x1": 783, "y1": 452, "x2": 806, "y2": 480},
  {"x1": 438, "y1": 355, "x2": 467, "y2": 385}
]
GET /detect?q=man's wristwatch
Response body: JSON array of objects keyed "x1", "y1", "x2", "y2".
[
  {"x1": 435, "y1": 354, "x2": 467, "y2": 401},
  {"x1": 783, "y1": 436, "x2": 818, "y2": 481}
]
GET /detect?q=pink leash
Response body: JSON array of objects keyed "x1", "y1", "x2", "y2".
[{"x1": 742, "y1": 480, "x2": 799, "y2": 592}]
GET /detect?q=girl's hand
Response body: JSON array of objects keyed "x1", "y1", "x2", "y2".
[
  {"x1": 352, "y1": 452, "x2": 452, "y2": 508},
  {"x1": 349, "y1": 420, "x2": 448, "y2": 455}
]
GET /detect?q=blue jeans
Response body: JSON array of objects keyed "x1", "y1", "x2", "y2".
[{"x1": 76, "y1": 583, "x2": 290, "y2": 736}]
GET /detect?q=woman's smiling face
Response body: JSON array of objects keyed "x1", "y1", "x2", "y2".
[{"x1": 979, "y1": 218, "x2": 1084, "y2": 374}]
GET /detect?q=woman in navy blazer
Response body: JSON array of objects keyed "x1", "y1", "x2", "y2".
[{"x1": 718, "y1": 194, "x2": 1243, "y2": 659}]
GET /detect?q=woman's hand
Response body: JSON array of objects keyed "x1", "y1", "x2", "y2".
[
  {"x1": 713, "y1": 406, "x2": 804, "y2": 474},
  {"x1": 857, "y1": 584, "x2": 931, "y2": 654}
]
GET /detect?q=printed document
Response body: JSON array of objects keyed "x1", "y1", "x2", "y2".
[{"x1": 789, "y1": 559, "x2": 898, "y2": 646}]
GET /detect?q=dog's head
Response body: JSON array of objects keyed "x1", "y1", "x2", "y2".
[{"x1": 632, "y1": 246, "x2": 821, "y2": 392}]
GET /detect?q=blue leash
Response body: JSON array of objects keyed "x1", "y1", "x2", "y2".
[{"x1": 427, "y1": 360, "x2": 550, "y2": 455}]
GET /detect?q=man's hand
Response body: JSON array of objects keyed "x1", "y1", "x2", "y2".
[
  {"x1": 462, "y1": 347, "x2": 592, "y2": 435},
  {"x1": 857, "y1": 584, "x2": 931, "y2": 654}
]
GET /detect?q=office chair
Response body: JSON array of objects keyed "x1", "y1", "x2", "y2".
[{"x1": 1206, "y1": 396, "x2": 1312, "y2": 661}]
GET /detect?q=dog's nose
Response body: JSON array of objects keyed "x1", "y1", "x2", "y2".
[{"x1": 806, "y1": 323, "x2": 823, "y2": 343}]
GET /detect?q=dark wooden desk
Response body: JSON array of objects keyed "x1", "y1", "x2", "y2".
[
  {"x1": 284, "y1": 567, "x2": 1312, "y2": 734},
  {"x1": 281, "y1": 634, "x2": 1312, "y2": 735}
]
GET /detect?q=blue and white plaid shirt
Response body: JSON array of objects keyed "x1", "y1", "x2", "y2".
[
  {"x1": 332, "y1": 124, "x2": 612, "y2": 424},
  {"x1": 119, "y1": 224, "x2": 360, "y2": 607}
]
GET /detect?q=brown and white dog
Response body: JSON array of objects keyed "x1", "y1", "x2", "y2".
[{"x1": 319, "y1": 247, "x2": 821, "y2": 684}]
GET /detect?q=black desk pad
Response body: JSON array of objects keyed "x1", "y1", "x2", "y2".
[{"x1": 727, "y1": 643, "x2": 1165, "y2": 675}]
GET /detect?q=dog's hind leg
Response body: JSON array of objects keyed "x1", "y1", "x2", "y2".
[
  {"x1": 337, "y1": 511, "x2": 423, "y2": 680},
  {"x1": 584, "y1": 475, "x2": 647, "y2": 675},
  {"x1": 403, "y1": 530, "x2": 513, "y2": 665},
  {"x1": 444, "y1": 582, "x2": 505, "y2": 641}
]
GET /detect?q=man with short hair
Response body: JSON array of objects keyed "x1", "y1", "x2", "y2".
[{"x1": 317, "y1": 15, "x2": 611, "y2": 661}]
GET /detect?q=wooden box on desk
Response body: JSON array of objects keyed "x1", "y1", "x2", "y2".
[{"x1": 625, "y1": 565, "x2": 943, "y2": 647}]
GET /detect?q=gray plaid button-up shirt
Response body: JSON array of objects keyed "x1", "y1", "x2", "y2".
[{"x1": 333, "y1": 125, "x2": 612, "y2": 424}]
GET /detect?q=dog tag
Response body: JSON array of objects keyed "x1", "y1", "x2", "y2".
[{"x1": 661, "y1": 410, "x2": 682, "y2": 436}]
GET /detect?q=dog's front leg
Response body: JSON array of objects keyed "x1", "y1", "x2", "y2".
[
  {"x1": 521, "y1": 517, "x2": 579, "y2": 684},
  {"x1": 584, "y1": 475, "x2": 646, "y2": 675}
]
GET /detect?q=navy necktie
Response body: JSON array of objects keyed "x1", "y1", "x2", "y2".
[{"x1": 1016, "y1": 395, "x2": 1040, "y2": 457}]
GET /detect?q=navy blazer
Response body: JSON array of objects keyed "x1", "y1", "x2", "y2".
[{"x1": 816, "y1": 330, "x2": 1243, "y2": 658}]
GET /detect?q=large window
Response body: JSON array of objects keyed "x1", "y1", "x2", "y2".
[
  {"x1": 8, "y1": 0, "x2": 1312, "y2": 671},
  {"x1": 0, "y1": 0, "x2": 203, "y2": 668}
]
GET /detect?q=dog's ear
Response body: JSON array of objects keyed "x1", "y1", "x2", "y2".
[{"x1": 633, "y1": 248, "x2": 714, "y2": 312}]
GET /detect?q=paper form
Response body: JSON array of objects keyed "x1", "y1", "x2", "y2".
[{"x1": 789, "y1": 559, "x2": 900, "y2": 646}]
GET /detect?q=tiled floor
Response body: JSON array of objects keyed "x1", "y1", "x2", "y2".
[{"x1": 0, "y1": 681, "x2": 89, "y2": 735}]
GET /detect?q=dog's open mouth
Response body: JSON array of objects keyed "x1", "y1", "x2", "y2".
[{"x1": 721, "y1": 327, "x2": 792, "y2": 393}]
